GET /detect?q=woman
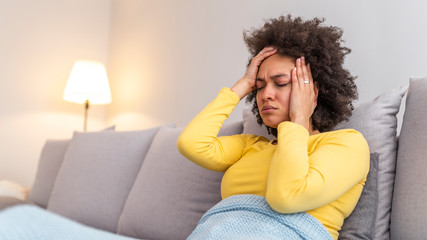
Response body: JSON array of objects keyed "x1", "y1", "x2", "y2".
[{"x1": 177, "y1": 15, "x2": 369, "y2": 240}]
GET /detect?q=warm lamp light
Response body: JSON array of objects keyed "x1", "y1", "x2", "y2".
[{"x1": 63, "y1": 60, "x2": 112, "y2": 131}]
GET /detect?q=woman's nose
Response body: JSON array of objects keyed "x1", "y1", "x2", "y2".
[{"x1": 260, "y1": 85, "x2": 274, "y2": 101}]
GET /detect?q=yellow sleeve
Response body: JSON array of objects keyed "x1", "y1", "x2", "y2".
[
  {"x1": 177, "y1": 87, "x2": 247, "y2": 172},
  {"x1": 266, "y1": 121, "x2": 370, "y2": 213}
]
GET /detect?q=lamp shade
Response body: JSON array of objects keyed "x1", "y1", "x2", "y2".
[{"x1": 63, "y1": 60, "x2": 112, "y2": 105}]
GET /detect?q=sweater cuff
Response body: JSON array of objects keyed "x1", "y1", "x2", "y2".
[
  {"x1": 220, "y1": 87, "x2": 241, "y2": 104},
  {"x1": 277, "y1": 121, "x2": 309, "y2": 137}
]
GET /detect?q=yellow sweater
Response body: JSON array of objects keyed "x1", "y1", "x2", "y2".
[{"x1": 177, "y1": 88, "x2": 370, "y2": 239}]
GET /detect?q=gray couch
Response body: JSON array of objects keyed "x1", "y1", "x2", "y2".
[{"x1": 1, "y1": 76, "x2": 426, "y2": 240}]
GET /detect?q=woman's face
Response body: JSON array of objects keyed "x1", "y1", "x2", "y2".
[{"x1": 256, "y1": 54, "x2": 295, "y2": 128}]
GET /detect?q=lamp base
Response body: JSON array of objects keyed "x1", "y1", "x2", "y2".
[{"x1": 84, "y1": 100, "x2": 89, "y2": 132}]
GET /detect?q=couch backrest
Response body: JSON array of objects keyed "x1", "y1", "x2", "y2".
[{"x1": 390, "y1": 77, "x2": 427, "y2": 239}]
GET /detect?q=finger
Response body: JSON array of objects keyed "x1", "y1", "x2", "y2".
[
  {"x1": 291, "y1": 66, "x2": 299, "y2": 89},
  {"x1": 296, "y1": 58, "x2": 305, "y2": 88},
  {"x1": 301, "y1": 57, "x2": 312, "y2": 90},
  {"x1": 306, "y1": 63, "x2": 317, "y2": 97},
  {"x1": 250, "y1": 48, "x2": 277, "y2": 66},
  {"x1": 245, "y1": 47, "x2": 277, "y2": 79},
  {"x1": 256, "y1": 47, "x2": 277, "y2": 59},
  {"x1": 259, "y1": 46, "x2": 276, "y2": 55}
]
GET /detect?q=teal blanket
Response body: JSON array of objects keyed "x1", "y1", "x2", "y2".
[
  {"x1": 0, "y1": 205, "x2": 138, "y2": 240},
  {"x1": 188, "y1": 194, "x2": 333, "y2": 240}
]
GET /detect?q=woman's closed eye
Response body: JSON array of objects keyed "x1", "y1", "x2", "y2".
[
  {"x1": 256, "y1": 81, "x2": 289, "y2": 90},
  {"x1": 256, "y1": 80, "x2": 265, "y2": 90},
  {"x1": 272, "y1": 74, "x2": 291, "y2": 87}
]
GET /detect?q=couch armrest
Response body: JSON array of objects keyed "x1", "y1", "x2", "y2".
[{"x1": 0, "y1": 196, "x2": 31, "y2": 211}]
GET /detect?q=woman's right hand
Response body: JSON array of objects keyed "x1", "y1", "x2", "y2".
[{"x1": 231, "y1": 46, "x2": 277, "y2": 99}]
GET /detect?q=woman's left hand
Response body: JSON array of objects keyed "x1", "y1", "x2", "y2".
[{"x1": 289, "y1": 56, "x2": 318, "y2": 131}]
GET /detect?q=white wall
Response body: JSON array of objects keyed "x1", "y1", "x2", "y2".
[
  {"x1": 0, "y1": 0, "x2": 112, "y2": 187},
  {"x1": 106, "y1": 0, "x2": 250, "y2": 130},
  {"x1": 106, "y1": 0, "x2": 427, "y2": 132}
]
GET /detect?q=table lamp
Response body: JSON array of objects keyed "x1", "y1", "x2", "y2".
[{"x1": 63, "y1": 60, "x2": 112, "y2": 131}]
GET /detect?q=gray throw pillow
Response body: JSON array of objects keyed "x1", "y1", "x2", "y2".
[
  {"x1": 47, "y1": 126, "x2": 161, "y2": 233},
  {"x1": 335, "y1": 85, "x2": 407, "y2": 240},
  {"x1": 28, "y1": 126, "x2": 116, "y2": 208},
  {"x1": 117, "y1": 121, "x2": 243, "y2": 240},
  {"x1": 390, "y1": 77, "x2": 427, "y2": 239},
  {"x1": 339, "y1": 153, "x2": 379, "y2": 240},
  {"x1": 28, "y1": 139, "x2": 70, "y2": 208}
]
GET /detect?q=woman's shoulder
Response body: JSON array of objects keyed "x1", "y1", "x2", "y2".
[
  {"x1": 237, "y1": 134, "x2": 273, "y2": 148},
  {"x1": 319, "y1": 128, "x2": 363, "y2": 138},
  {"x1": 315, "y1": 128, "x2": 369, "y2": 151},
  {"x1": 242, "y1": 133, "x2": 271, "y2": 142}
]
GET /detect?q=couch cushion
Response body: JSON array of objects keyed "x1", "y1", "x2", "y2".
[
  {"x1": 338, "y1": 153, "x2": 379, "y2": 239},
  {"x1": 47, "y1": 127, "x2": 161, "y2": 233},
  {"x1": 28, "y1": 126, "x2": 115, "y2": 208},
  {"x1": 390, "y1": 77, "x2": 427, "y2": 239},
  {"x1": 117, "y1": 121, "x2": 243, "y2": 240},
  {"x1": 243, "y1": 86, "x2": 407, "y2": 239},
  {"x1": 28, "y1": 140, "x2": 69, "y2": 208}
]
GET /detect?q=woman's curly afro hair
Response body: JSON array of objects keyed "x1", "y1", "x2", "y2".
[{"x1": 244, "y1": 14, "x2": 357, "y2": 136}]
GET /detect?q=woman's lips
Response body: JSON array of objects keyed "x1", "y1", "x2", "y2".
[{"x1": 261, "y1": 106, "x2": 277, "y2": 114}]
